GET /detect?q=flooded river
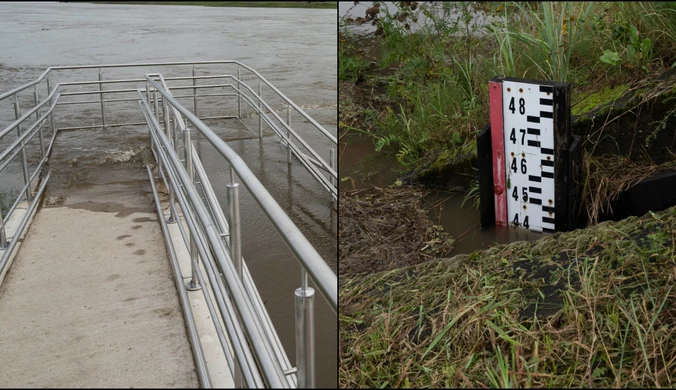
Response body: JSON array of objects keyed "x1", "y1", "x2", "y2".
[{"x1": 0, "y1": 2, "x2": 336, "y2": 387}]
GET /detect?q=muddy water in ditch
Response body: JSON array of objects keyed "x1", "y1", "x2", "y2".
[
  {"x1": 0, "y1": 2, "x2": 336, "y2": 387},
  {"x1": 340, "y1": 133, "x2": 544, "y2": 256}
]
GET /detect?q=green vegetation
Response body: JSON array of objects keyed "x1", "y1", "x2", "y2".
[
  {"x1": 340, "y1": 203, "x2": 676, "y2": 388},
  {"x1": 0, "y1": 188, "x2": 18, "y2": 217},
  {"x1": 92, "y1": 1, "x2": 336, "y2": 9},
  {"x1": 340, "y1": 1, "x2": 676, "y2": 183}
]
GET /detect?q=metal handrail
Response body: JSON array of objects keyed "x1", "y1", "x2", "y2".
[
  {"x1": 144, "y1": 77, "x2": 337, "y2": 310},
  {"x1": 139, "y1": 96, "x2": 291, "y2": 388},
  {"x1": 151, "y1": 73, "x2": 299, "y2": 387},
  {"x1": 0, "y1": 61, "x2": 334, "y2": 143}
]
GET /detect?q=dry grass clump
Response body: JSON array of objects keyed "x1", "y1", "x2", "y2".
[
  {"x1": 340, "y1": 205, "x2": 676, "y2": 388},
  {"x1": 582, "y1": 154, "x2": 676, "y2": 224},
  {"x1": 339, "y1": 185, "x2": 454, "y2": 278}
]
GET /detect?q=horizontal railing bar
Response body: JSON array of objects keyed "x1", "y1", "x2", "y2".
[
  {"x1": 146, "y1": 164, "x2": 212, "y2": 389},
  {"x1": 56, "y1": 122, "x2": 148, "y2": 131},
  {"x1": 199, "y1": 115, "x2": 237, "y2": 120},
  {"x1": 56, "y1": 97, "x2": 145, "y2": 105},
  {"x1": 0, "y1": 89, "x2": 58, "y2": 140},
  {"x1": 235, "y1": 62, "x2": 335, "y2": 143},
  {"x1": 60, "y1": 88, "x2": 140, "y2": 96},
  {"x1": 155, "y1": 163, "x2": 240, "y2": 378},
  {"x1": 230, "y1": 79, "x2": 337, "y2": 181},
  {"x1": 0, "y1": 171, "x2": 50, "y2": 278},
  {"x1": 169, "y1": 83, "x2": 232, "y2": 90},
  {"x1": 0, "y1": 147, "x2": 23, "y2": 177},
  {"x1": 236, "y1": 94, "x2": 336, "y2": 198},
  {"x1": 0, "y1": 118, "x2": 45, "y2": 168},
  {"x1": 59, "y1": 84, "x2": 233, "y2": 98},
  {"x1": 141, "y1": 100, "x2": 269, "y2": 388}
]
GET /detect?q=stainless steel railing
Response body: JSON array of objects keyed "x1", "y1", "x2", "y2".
[
  {"x1": 0, "y1": 61, "x2": 337, "y2": 200},
  {"x1": 0, "y1": 61, "x2": 336, "y2": 388}
]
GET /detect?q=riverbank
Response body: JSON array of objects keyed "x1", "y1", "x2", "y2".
[
  {"x1": 89, "y1": 1, "x2": 336, "y2": 9},
  {"x1": 340, "y1": 204, "x2": 676, "y2": 388}
]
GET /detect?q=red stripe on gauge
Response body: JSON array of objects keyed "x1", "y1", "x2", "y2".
[{"x1": 489, "y1": 80, "x2": 507, "y2": 226}]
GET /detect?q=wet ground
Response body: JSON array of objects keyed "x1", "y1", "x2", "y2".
[{"x1": 0, "y1": 2, "x2": 336, "y2": 387}]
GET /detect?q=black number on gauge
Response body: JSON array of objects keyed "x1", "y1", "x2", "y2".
[
  {"x1": 523, "y1": 216, "x2": 530, "y2": 229},
  {"x1": 510, "y1": 128, "x2": 516, "y2": 144},
  {"x1": 512, "y1": 186, "x2": 518, "y2": 201},
  {"x1": 513, "y1": 213, "x2": 520, "y2": 226},
  {"x1": 513, "y1": 157, "x2": 527, "y2": 174},
  {"x1": 509, "y1": 97, "x2": 526, "y2": 115},
  {"x1": 522, "y1": 187, "x2": 528, "y2": 202}
]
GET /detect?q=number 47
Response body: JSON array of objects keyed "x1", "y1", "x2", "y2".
[{"x1": 509, "y1": 128, "x2": 526, "y2": 145}]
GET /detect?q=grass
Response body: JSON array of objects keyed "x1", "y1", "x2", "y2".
[
  {"x1": 0, "y1": 189, "x2": 18, "y2": 217},
  {"x1": 340, "y1": 204, "x2": 676, "y2": 388},
  {"x1": 91, "y1": 1, "x2": 336, "y2": 9}
]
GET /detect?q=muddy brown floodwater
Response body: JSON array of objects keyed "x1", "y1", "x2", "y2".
[
  {"x1": 0, "y1": 2, "x2": 336, "y2": 387},
  {"x1": 339, "y1": 133, "x2": 544, "y2": 258}
]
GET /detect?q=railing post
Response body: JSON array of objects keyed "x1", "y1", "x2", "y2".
[
  {"x1": 0, "y1": 206, "x2": 8, "y2": 249},
  {"x1": 226, "y1": 183, "x2": 242, "y2": 277},
  {"x1": 146, "y1": 84, "x2": 154, "y2": 151},
  {"x1": 153, "y1": 88, "x2": 160, "y2": 124},
  {"x1": 184, "y1": 127, "x2": 201, "y2": 292},
  {"x1": 192, "y1": 67, "x2": 197, "y2": 116},
  {"x1": 258, "y1": 78, "x2": 263, "y2": 138},
  {"x1": 330, "y1": 145, "x2": 336, "y2": 187},
  {"x1": 295, "y1": 269, "x2": 315, "y2": 388},
  {"x1": 14, "y1": 99, "x2": 32, "y2": 202},
  {"x1": 163, "y1": 99, "x2": 175, "y2": 224},
  {"x1": 99, "y1": 69, "x2": 106, "y2": 129},
  {"x1": 34, "y1": 86, "x2": 45, "y2": 158},
  {"x1": 237, "y1": 67, "x2": 241, "y2": 119},
  {"x1": 47, "y1": 77, "x2": 56, "y2": 133},
  {"x1": 226, "y1": 180, "x2": 244, "y2": 388},
  {"x1": 286, "y1": 105, "x2": 291, "y2": 162}
]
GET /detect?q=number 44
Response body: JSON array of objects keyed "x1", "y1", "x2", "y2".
[{"x1": 512, "y1": 213, "x2": 530, "y2": 229}]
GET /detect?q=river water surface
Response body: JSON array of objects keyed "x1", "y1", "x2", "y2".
[{"x1": 0, "y1": 2, "x2": 336, "y2": 387}]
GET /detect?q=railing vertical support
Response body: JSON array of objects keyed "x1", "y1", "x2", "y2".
[
  {"x1": 153, "y1": 88, "x2": 160, "y2": 124},
  {"x1": 192, "y1": 67, "x2": 197, "y2": 116},
  {"x1": 47, "y1": 77, "x2": 56, "y2": 133},
  {"x1": 184, "y1": 127, "x2": 201, "y2": 292},
  {"x1": 227, "y1": 183, "x2": 242, "y2": 277},
  {"x1": 0, "y1": 206, "x2": 8, "y2": 249},
  {"x1": 163, "y1": 99, "x2": 175, "y2": 224},
  {"x1": 99, "y1": 69, "x2": 106, "y2": 128},
  {"x1": 146, "y1": 84, "x2": 154, "y2": 151},
  {"x1": 330, "y1": 146, "x2": 336, "y2": 187},
  {"x1": 295, "y1": 269, "x2": 315, "y2": 388},
  {"x1": 14, "y1": 99, "x2": 32, "y2": 202},
  {"x1": 286, "y1": 105, "x2": 291, "y2": 162},
  {"x1": 258, "y1": 78, "x2": 263, "y2": 138},
  {"x1": 237, "y1": 67, "x2": 241, "y2": 119},
  {"x1": 227, "y1": 180, "x2": 244, "y2": 388},
  {"x1": 34, "y1": 87, "x2": 45, "y2": 157}
]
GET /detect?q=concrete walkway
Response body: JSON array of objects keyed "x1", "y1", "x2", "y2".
[{"x1": 0, "y1": 129, "x2": 198, "y2": 387}]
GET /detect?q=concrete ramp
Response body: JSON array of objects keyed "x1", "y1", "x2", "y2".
[{"x1": 0, "y1": 129, "x2": 198, "y2": 387}]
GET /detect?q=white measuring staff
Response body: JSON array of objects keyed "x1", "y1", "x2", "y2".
[{"x1": 501, "y1": 80, "x2": 556, "y2": 233}]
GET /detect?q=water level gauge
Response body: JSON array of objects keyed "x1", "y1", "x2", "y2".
[{"x1": 487, "y1": 77, "x2": 574, "y2": 233}]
